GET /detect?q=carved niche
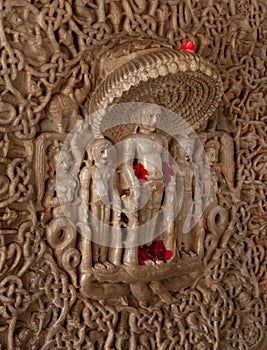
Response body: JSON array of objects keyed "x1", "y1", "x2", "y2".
[
  {"x1": 51, "y1": 40, "x2": 230, "y2": 302},
  {"x1": 0, "y1": 1, "x2": 266, "y2": 349}
]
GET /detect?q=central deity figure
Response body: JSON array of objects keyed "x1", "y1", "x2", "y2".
[{"x1": 121, "y1": 103, "x2": 175, "y2": 265}]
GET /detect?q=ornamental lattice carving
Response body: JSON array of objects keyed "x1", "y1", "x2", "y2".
[{"x1": 0, "y1": 1, "x2": 266, "y2": 349}]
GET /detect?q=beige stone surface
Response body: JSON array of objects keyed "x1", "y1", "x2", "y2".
[{"x1": 0, "y1": 0, "x2": 266, "y2": 349}]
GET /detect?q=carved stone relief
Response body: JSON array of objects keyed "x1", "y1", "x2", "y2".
[{"x1": 0, "y1": 0, "x2": 266, "y2": 349}]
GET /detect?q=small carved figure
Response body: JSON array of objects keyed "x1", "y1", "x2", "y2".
[
  {"x1": 39, "y1": 145, "x2": 78, "y2": 222},
  {"x1": 204, "y1": 133, "x2": 239, "y2": 206},
  {"x1": 174, "y1": 136, "x2": 195, "y2": 256},
  {"x1": 79, "y1": 136, "x2": 122, "y2": 269},
  {"x1": 204, "y1": 139, "x2": 221, "y2": 205},
  {"x1": 42, "y1": 141, "x2": 65, "y2": 219},
  {"x1": 57, "y1": 150, "x2": 79, "y2": 207},
  {"x1": 48, "y1": 63, "x2": 90, "y2": 133}
]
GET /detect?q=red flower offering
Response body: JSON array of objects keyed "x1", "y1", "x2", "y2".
[
  {"x1": 162, "y1": 162, "x2": 174, "y2": 187},
  {"x1": 181, "y1": 40, "x2": 195, "y2": 52},
  {"x1": 165, "y1": 250, "x2": 173, "y2": 260},
  {"x1": 138, "y1": 240, "x2": 172, "y2": 265},
  {"x1": 150, "y1": 240, "x2": 172, "y2": 262},
  {"x1": 150, "y1": 240, "x2": 166, "y2": 260},
  {"x1": 133, "y1": 163, "x2": 148, "y2": 182},
  {"x1": 138, "y1": 246, "x2": 150, "y2": 265}
]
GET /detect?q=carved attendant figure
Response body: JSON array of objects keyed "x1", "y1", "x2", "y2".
[
  {"x1": 79, "y1": 136, "x2": 122, "y2": 269},
  {"x1": 57, "y1": 150, "x2": 79, "y2": 206},
  {"x1": 44, "y1": 149, "x2": 80, "y2": 220}
]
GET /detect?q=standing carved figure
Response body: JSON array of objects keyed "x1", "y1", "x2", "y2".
[
  {"x1": 121, "y1": 103, "x2": 175, "y2": 265},
  {"x1": 57, "y1": 150, "x2": 79, "y2": 206},
  {"x1": 43, "y1": 146, "x2": 79, "y2": 219},
  {"x1": 79, "y1": 136, "x2": 122, "y2": 269}
]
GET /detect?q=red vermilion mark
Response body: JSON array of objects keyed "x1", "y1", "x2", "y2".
[
  {"x1": 133, "y1": 163, "x2": 148, "y2": 182},
  {"x1": 162, "y1": 161, "x2": 174, "y2": 187}
]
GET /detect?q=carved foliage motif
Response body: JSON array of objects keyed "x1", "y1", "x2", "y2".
[{"x1": 0, "y1": 0, "x2": 266, "y2": 349}]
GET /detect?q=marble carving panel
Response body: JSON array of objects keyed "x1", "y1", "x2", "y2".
[{"x1": 0, "y1": 0, "x2": 266, "y2": 349}]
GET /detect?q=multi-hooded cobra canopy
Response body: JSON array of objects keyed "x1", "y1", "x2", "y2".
[{"x1": 88, "y1": 39, "x2": 223, "y2": 135}]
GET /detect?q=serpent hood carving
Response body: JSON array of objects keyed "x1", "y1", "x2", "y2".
[{"x1": 88, "y1": 38, "x2": 223, "y2": 134}]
